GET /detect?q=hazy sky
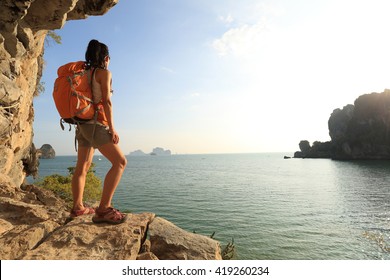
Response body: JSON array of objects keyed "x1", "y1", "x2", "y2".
[{"x1": 34, "y1": 0, "x2": 390, "y2": 155}]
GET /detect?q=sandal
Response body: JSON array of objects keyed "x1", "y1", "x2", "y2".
[
  {"x1": 92, "y1": 207, "x2": 127, "y2": 224},
  {"x1": 70, "y1": 206, "x2": 95, "y2": 218}
]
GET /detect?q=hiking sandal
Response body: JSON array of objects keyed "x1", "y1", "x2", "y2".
[
  {"x1": 70, "y1": 206, "x2": 95, "y2": 218},
  {"x1": 92, "y1": 207, "x2": 127, "y2": 224}
]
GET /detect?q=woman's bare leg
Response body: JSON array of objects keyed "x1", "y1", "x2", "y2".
[
  {"x1": 71, "y1": 146, "x2": 95, "y2": 210},
  {"x1": 97, "y1": 143, "x2": 127, "y2": 210}
]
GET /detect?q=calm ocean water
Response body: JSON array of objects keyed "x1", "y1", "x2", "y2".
[{"x1": 33, "y1": 153, "x2": 390, "y2": 260}]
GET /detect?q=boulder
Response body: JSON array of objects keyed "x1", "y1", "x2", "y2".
[
  {"x1": 149, "y1": 217, "x2": 222, "y2": 260},
  {"x1": 22, "y1": 212, "x2": 155, "y2": 260}
]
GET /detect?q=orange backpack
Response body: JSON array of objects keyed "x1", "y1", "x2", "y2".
[{"x1": 53, "y1": 61, "x2": 97, "y2": 128}]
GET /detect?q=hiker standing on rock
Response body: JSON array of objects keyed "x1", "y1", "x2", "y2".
[{"x1": 70, "y1": 39, "x2": 127, "y2": 224}]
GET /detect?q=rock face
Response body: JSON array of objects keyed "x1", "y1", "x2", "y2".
[
  {"x1": 294, "y1": 90, "x2": 390, "y2": 159},
  {"x1": 0, "y1": 0, "x2": 118, "y2": 190},
  {"x1": 37, "y1": 144, "x2": 55, "y2": 159},
  {"x1": 22, "y1": 212, "x2": 156, "y2": 260},
  {"x1": 0, "y1": 182, "x2": 222, "y2": 260},
  {"x1": 149, "y1": 217, "x2": 222, "y2": 260}
]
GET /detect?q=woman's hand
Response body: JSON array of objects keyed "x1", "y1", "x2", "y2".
[{"x1": 110, "y1": 129, "x2": 120, "y2": 144}]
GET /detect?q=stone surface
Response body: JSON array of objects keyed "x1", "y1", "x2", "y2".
[
  {"x1": 149, "y1": 217, "x2": 222, "y2": 260},
  {"x1": 0, "y1": 182, "x2": 221, "y2": 260},
  {"x1": 22, "y1": 212, "x2": 155, "y2": 260}
]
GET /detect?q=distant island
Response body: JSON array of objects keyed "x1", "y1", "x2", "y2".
[
  {"x1": 129, "y1": 147, "x2": 172, "y2": 156},
  {"x1": 36, "y1": 144, "x2": 56, "y2": 159},
  {"x1": 294, "y1": 89, "x2": 390, "y2": 160}
]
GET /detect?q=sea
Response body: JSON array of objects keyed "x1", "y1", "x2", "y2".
[{"x1": 31, "y1": 153, "x2": 390, "y2": 260}]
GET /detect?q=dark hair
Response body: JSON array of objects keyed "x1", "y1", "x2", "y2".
[{"x1": 85, "y1": 39, "x2": 109, "y2": 69}]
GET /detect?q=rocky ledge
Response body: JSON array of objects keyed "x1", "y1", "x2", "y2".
[{"x1": 0, "y1": 178, "x2": 221, "y2": 260}]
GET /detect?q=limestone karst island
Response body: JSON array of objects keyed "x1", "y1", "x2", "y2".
[{"x1": 294, "y1": 90, "x2": 390, "y2": 160}]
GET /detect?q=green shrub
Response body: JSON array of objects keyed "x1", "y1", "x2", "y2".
[{"x1": 37, "y1": 163, "x2": 102, "y2": 205}]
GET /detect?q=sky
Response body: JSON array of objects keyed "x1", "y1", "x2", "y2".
[{"x1": 34, "y1": 0, "x2": 390, "y2": 155}]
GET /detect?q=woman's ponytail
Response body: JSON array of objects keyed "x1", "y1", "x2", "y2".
[{"x1": 85, "y1": 39, "x2": 109, "y2": 69}]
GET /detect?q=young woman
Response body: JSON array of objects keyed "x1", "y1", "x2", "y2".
[{"x1": 70, "y1": 39, "x2": 127, "y2": 224}]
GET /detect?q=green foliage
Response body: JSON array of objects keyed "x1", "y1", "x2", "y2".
[
  {"x1": 35, "y1": 81, "x2": 45, "y2": 97},
  {"x1": 45, "y1": 30, "x2": 62, "y2": 46},
  {"x1": 221, "y1": 238, "x2": 236, "y2": 260},
  {"x1": 36, "y1": 31, "x2": 61, "y2": 96},
  {"x1": 37, "y1": 163, "x2": 102, "y2": 204}
]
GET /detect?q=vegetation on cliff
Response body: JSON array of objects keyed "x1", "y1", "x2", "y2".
[{"x1": 37, "y1": 163, "x2": 102, "y2": 205}]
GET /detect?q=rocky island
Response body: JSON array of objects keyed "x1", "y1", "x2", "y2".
[
  {"x1": 129, "y1": 147, "x2": 172, "y2": 156},
  {"x1": 36, "y1": 144, "x2": 55, "y2": 159},
  {"x1": 295, "y1": 90, "x2": 390, "y2": 160},
  {"x1": 0, "y1": 0, "x2": 222, "y2": 260}
]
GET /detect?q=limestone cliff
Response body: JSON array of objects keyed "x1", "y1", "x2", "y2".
[
  {"x1": 0, "y1": 0, "x2": 118, "y2": 190},
  {"x1": 294, "y1": 90, "x2": 390, "y2": 159}
]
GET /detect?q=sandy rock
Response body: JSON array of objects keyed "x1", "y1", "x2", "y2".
[
  {"x1": 149, "y1": 217, "x2": 222, "y2": 260},
  {"x1": 0, "y1": 182, "x2": 222, "y2": 260},
  {"x1": 0, "y1": 219, "x2": 13, "y2": 235},
  {"x1": 22, "y1": 212, "x2": 155, "y2": 260},
  {"x1": 137, "y1": 252, "x2": 159, "y2": 260},
  {"x1": 21, "y1": 184, "x2": 65, "y2": 207},
  {"x1": 0, "y1": 220, "x2": 60, "y2": 259}
]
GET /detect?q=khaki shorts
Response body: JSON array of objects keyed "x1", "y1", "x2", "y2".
[{"x1": 76, "y1": 124, "x2": 112, "y2": 148}]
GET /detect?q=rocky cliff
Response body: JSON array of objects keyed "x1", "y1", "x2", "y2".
[
  {"x1": 0, "y1": 0, "x2": 118, "y2": 191},
  {"x1": 294, "y1": 90, "x2": 390, "y2": 159}
]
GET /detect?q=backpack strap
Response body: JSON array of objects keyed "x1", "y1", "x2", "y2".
[
  {"x1": 72, "y1": 67, "x2": 99, "y2": 155},
  {"x1": 60, "y1": 118, "x2": 72, "y2": 131}
]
